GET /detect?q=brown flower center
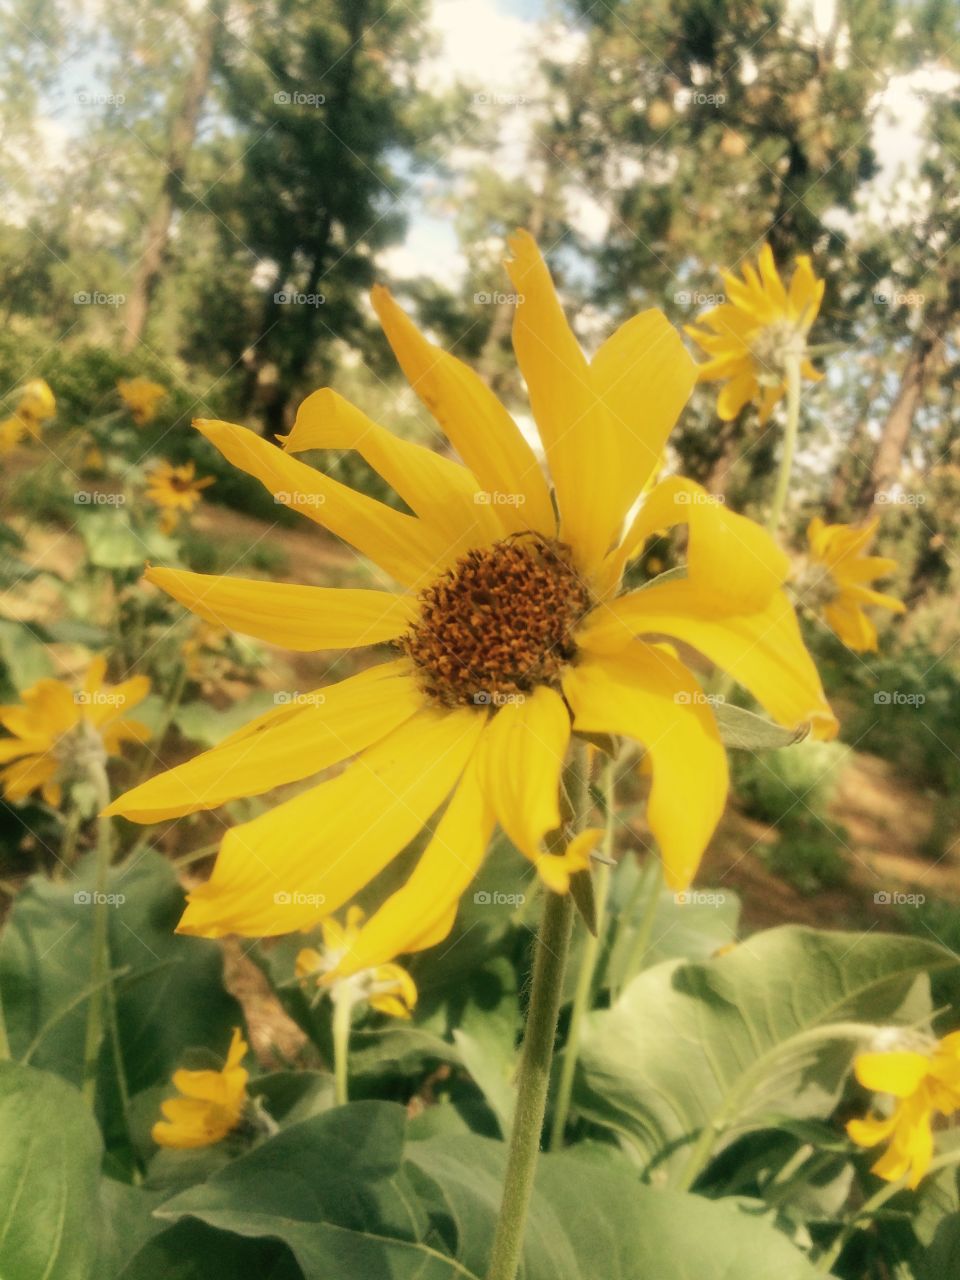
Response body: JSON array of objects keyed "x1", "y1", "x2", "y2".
[{"x1": 401, "y1": 534, "x2": 591, "y2": 708}]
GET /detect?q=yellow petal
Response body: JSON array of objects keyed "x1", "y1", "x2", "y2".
[
  {"x1": 144, "y1": 566, "x2": 418, "y2": 651},
  {"x1": 606, "y1": 476, "x2": 789, "y2": 610},
  {"x1": 716, "y1": 370, "x2": 757, "y2": 420},
  {"x1": 564, "y1": 645, "x2": 728, "y2": 890},
  {"x1": 589, "y1": 309, "x2": 696, "y2": 513},
  {"x1": 194, "y1": 418, "x2": 450, "y2": 587},
  {"x1": 176, "y1": 706, "x2": 485, "y2": 938},
  {"x1": 105, "y1": 661, "x2": 422, "y2": 821},
  {"x1": 282, "y1": 388, "x2": 506, "y2": 548},
  {"x1": 536, "y1": 826, "x2": 603, "y2": 893},
  {"x1": 477, "y1": 686, "x2": 570, "y2": 861},
  {"x1": 370, "y1": 286, "x2": 555, "y2": 536},
  {"x1": 854, "y1": 1050, "x2": 930, "y2": 1098},
  {"x1": 847, "y1": 1111, "x2": 898, "y2": 1149},
  {"x1": 579, "y1": 581, "x2": 837, "y2": 740},
  {"x1": 331, "y1": 747, "x2": 493, "y2": 976},
  {"x1": 505, "y1": 230, "x2": 617, "y2": 568}
]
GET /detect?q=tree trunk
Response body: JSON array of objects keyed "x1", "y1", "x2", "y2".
[
  {"x1": 122, "y1": 0, "x2": 227, "y2": 351},
  {"x1": 862, "y1": 335, "x2": 938, "y2": 512}
]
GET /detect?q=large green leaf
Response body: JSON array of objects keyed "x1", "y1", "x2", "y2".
[
  {"x1": 575, "y1": 926, "x2": 955, "y2": 1183},
  {"x1": 0, "y1": 851, "x2": 242, "y2": 1151},
  {"x1": 0, "y1": 1063, "x2": 102, "y2": 1280},
  {"x1": 156, "y1": 1103, "x2": 827, "y2": 1278}
]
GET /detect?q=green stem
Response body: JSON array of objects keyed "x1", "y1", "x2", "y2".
[
  {"x1": 81, "y1": 754, "x2": 115, "y2": 1107},
  {"x1": 332, "y1": 994, "x2": 352, "y2": 1106},
  {"x1": 615, "y1": 858, "x2": 663, "y2": 1000},
  {"x1": 548, "y1": 756, "x2": 617, "y2": 1150},
  {"x1": 817, "y1": 1145, "x2": 960, "y2": 1272},
  {"x1": 486, "y1": 889, "x2": 575, "y2": 1280},
  {"x1": 767, "y1": 351, "x2": 802, "y2": 535}
]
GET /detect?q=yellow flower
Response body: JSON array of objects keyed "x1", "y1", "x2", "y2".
[
  {"x1": 296, "y1": 905, "x2": 418, "y2": 1016},
  {"x1": 153, "y1": 1027, "x2": 249, "y2": 1149},
  {"x1": 15, "y1": 378, "x2": 56, "y2": 432},
  {"x1": 118, "y1": 376, "x2": 167, "y2": 426},
  {"x1": 0, "y1": 416, "x2": 25, "y2": 454},
  {"x1": 0, "y1": 657, "x2": 151, "y2": 806},
  {"x1": 847, "y1": 1032, "x2": 960, "y2": 1188},
  {"x1": 107, "y1": 230, "x2": 835, "y2": 977},
  {"x1": 806, "y1": 516, "x2": 905, "y2": 652},
  {"x1": 0, "y1": 379, "x2": 56, "y2": 450},
  {"x1": 686, "y1": 244, "x2": 824, "y2": 423},
  {"x1": 145, "y1": 460, "x2": 214, "y2": 533}
]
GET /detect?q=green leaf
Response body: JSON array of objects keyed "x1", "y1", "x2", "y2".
[
  {"x1": 0, "y1": 851, "x2": 242, "y2": 1156},
  {"x1": 0, "y1": 618, "x2": 55, "y2": 689},
  {"x1": 575, "y1": 926, "x2": 956, "y2": 1181},
  {"x1": 156, "y1": 1103, "x2": 828, "y2": 1279},
  {"x1": 173, "y1": 690, "x2": 278, "y2": 747},
  {"x1": 78, "y1": 509, "x2": 150, "y2": 570},
  {"x1": 118, "y1": 1219, "x2": 301, "y2": 1280},
  {"x1": 0, "y1": 1063, "x2": 102, "y2": 1280},
  {"x1": 918, "y1": 1214, "x2": 960, "y2": 1280},
  {"x1": 714, "y1": 701, "x2": 809, "y2": 750}
]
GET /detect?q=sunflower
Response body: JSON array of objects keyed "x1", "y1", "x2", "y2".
[
  {"x1": 0, "y1": 657, "x2": 150, "y2": 806},
  {"x1": 153, "y1": 1027, "x2": 250, "y2": 1149},
  {"x1": 145, "y1": 459, "x2": 214, "y2": 533},
  {"x1": 805, "y1": 516, "x2": 905, "y2": 652},
  {"x1": 296, "y1": 906, "x2": 418, "y2": 1019},
  {"x1": 118, "y1": 376, "x2": 167, "y2": 426},
  {"x1": 0, "y1": 377, "x2": 56, "y2": 451},
  {"x1": 686, "y1": 244, "x2": 824, "y2": 422},
  {"x1": 848, "y1": 1032, "x2": 960, "y2": 1188},
  {"x1": 107, "y1": 230, "x2": 835, "y2": 977}
]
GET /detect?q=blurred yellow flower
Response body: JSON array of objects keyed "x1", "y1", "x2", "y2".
[
  {"x1": 0, "y1": 416, "x2": 25, "y2": 454},
  {"x1": 686, "y1": 244, "x2": 824, "y2": 423},
  {"x1": 145, "y1": 460, "x2": 214, "y2": 533},
  {"x1": 0, "y1": 378, "x2": 56, "y2": 451},
  {"x1": 153, "y1": 1027, "x2": 249, "y2": 1149},
  {"x1": 118, "y1": 376, "x2": 167, "y2": 426},
  {"x1": 806, "y1": 516, "x2": 905, "y2": 652},
  {"x1": 296, "y1": 905, "x2": 417, "y2": 1015},
  {"x1": 16, "y1": 378, "x2": 56, "y2": 432},
  {"x1": 847, "y1": 1032, "x2": 960, "y2": 1188},
  {"x1": 108, "y1": 230, "x2": 835, "y2": 972},
  {"x1": 0, "y1": 657, "x2": 150, "y2": 806}
]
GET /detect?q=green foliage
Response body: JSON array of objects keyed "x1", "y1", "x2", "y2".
[
  {"x1": 763, "y1": 817, "x2": 851, "y2": 895},
  {"x1": 732, "y1": 739, "x2": 851, "y2": 827}
]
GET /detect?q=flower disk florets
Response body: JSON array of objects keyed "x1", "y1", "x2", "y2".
[{"x1": 402, "y1": 534, "x2": 591, "y2": 707}]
